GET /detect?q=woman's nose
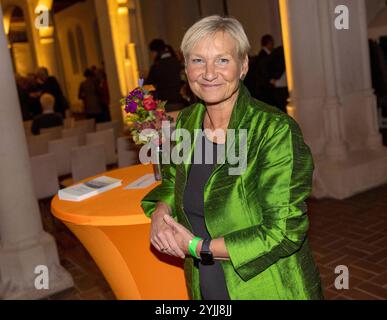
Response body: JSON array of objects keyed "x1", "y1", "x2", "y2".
[{"x1": 203, "y1": 64, "x2": 217, "y2": 81}]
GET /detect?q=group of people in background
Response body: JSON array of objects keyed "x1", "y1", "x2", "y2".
[
  {"x1": 16, "y1": 67, "x2": 68, "y2": 121},
  {"x1": 78, "y1": 64, "x2": 111, "y2": 123},
  {"x1": 144, "y1": 34, "x2": 289, "y2": 114},
  {"x1": 16, "y1": 63, "x2": 111, "y2": 135},
  {"x1": 18, "y1": 34, "x2": 289, "y2": 135},
  {"x1": 144, "y1": 34, "x2": 387, "y2": 119}
]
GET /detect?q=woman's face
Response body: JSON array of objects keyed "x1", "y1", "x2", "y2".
[{"x1": 185, "y1": 32, "x2": 248, "y2": 105}]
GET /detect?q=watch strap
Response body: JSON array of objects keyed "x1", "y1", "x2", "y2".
[{"x1": 201, "y1": 238, "x2": 211, "y2": 254}]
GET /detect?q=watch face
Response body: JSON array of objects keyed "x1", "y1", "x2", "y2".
[{"x1": 200, "y1": 252, "x2": 214, "y2": 265}]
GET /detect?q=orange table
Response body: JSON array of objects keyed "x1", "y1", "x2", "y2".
[{"x1": 51, "y1": 164, "x2": 189, "y2": 300}]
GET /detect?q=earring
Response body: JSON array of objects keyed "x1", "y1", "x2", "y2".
[{"x1": 240, "y1": 74, "x2": 245, "y2": 80}]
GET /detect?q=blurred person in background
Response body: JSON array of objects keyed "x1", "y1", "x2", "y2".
[
  {"x1": 15, "y1": 74, "x2": 32, "y2": 121},
  {"x1": 268, "y1": 46, "x2": 289, "y2": 113},
  {"x1": 94, "y1": 65, "x2": 111, "y2": 122},
  {"x1": 79, "y1": 68, "x2": 105, "y2": 123},
  {"x1": 31, "y1": 93, "x2": 63, "y2": 135},
  {"x1": 145, "y1": 39, "x2": 185, "y2": 111},
  {"x1": 35, "y1": 67, "x2": 68, "y2": 118},
  {"x1": 244, "y1": 34, "x2": 275, "y2": 105}
]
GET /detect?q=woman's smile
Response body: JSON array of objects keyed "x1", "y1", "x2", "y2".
[{"x1": 199, "y1": 83, "x2": 224, "y2": 89}]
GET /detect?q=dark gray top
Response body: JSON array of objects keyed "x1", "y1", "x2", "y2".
[
  {"x1": 31, "y1": 112, "x2": 63, "y2": 135},
  {"x1": 183, "y1": 129, "x2": 230, "y2": 300}
]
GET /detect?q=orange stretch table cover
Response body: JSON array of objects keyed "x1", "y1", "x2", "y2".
[
  {"x1": 51, "y1": 164, "x2": 189, "y2": 300},
  {"x1": 51, "y1": 164, "x2": 159, "y2": 226}
]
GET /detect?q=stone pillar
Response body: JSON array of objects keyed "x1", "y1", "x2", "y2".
[
  {"x1": 95, "y1": 0, "x2": 139, "y2": 123},
  {"x1": 279, "y1": 0, "x2": 387, "y2": 199},
  {"x1": 318, "y1": 0, "x2": 348, "y2": 160},
  {"x1": 279, "y1": 0, "x2": 328, "y2": 154},
  {"x1": 0, "y1": 7, "x2": 73, "y2": 299}
]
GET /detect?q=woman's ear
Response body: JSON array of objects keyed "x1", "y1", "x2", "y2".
[{"x1": 240, "y1": 55, "x2": 249, "y2": 80}]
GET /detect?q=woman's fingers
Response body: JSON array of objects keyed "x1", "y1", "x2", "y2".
[
  {"x1": 150, "y1": 215, "x2": 185, "y2": 258},
  {"x1": 155, "y1": 230, "x2": 172, "y2": 255},
  {"x1": 150, "y1": 238, "x2": 162, "y2": 252},
  {"x1": 165, "y1": 231, "x2": 185, "y2": 258}
]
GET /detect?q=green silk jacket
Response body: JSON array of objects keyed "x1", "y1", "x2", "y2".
[{"x1": 141, "y1": 83, "x2": 323, "y2": 300}]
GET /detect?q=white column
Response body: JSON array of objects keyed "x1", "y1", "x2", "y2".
[
  {"x1": 95, "y1": 0, "x2": 139, "y2": 124},
  {"x1": 0, "y1": 7, "x2": 73, "y2": 299},
  {"x1": 318, "y1": 0, "x2": 348, "y2": 160},
  {"x1": 279, "y1": 0, "x2": 328, "y2": 155}
]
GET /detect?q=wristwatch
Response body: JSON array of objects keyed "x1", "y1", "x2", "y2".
[{"x1": 200, "y1": 238, "x2": 214, "y2": 265}]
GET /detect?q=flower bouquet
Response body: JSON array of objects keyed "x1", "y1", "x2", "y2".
[{"x1": 121, "y1": 80, "x2": 173, "y2": 180}]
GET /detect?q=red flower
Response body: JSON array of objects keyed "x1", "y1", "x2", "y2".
[{"x1": 143, "y1": 96, "x2": 157, "y2": 111}]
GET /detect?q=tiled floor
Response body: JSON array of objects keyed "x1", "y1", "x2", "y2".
[
  {"x1": 42, "y1": 129, "x2": 387, "y2": 300},
  {"x1": 308, "y1": 186, "x2": 387, "y2": 300}
]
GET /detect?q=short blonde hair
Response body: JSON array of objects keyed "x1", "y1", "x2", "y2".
[
  {"x1": 40, "y1": 93, "x2": 55, "y2": 111},
  {"x1": 181, "y1": 15, "x2": 250, "y2": 64}
]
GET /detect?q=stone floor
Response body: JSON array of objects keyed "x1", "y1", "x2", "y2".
[{"x1": 41, "y1": 129, "x2": 387, "y2": 300}]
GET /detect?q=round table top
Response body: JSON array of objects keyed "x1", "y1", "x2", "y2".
[{"x1": 51, "y1": 164, "x2": 160, "y2": 226}]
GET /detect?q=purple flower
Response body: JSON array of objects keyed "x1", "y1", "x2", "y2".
[
  {"x1": 133, "y1": 89, "x2": 144, "y2": 100},
  {"x1": 125, "y1": 100, "x2": 138, "y2": 113}
]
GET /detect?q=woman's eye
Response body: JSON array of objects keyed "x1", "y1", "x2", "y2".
[
  {"x1": 191, "y1": 58, "x2": 203, "y2": 64},
  {"x1": 217, "y1": 58, "x2": 229, "y2": 64}
]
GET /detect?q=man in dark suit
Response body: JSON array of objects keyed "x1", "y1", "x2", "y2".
[
  {"x1": 31, "y1": 93, "x2": 63, "y2": 135},
  {"x1": 145, "y1": 39, "x2": 184, "y2": 111},
  {"x1": 268, "y1": 46, "x2": 288, "y2": 113},
  {"x1": 244, "y1": 34, "x2": 275, "y2": 104}
]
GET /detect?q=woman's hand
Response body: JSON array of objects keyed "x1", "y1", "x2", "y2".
[
  {"x1": 164, "y1": 214, "x2": 231, "y2": 260},
  {"x1": 163, "y1": 215, "x2": 196, "y2": 256},
  {"x1": 150, "y1": 203, "x2": 185, "y2": 259}
]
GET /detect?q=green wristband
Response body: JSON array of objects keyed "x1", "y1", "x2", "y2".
[{"x1": 188, "y1": 236, "x2": 202, "y2": 259}]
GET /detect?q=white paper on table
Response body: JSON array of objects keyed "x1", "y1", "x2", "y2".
[{"x1": 124, "y1": 174, "x2": 156, "y2": 189}]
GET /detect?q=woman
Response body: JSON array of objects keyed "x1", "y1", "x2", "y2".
[{"x1": 141, "y1": 15, "x2": 323, "y2": 300}]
